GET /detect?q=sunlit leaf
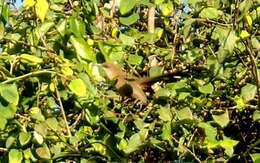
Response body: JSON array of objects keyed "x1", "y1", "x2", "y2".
[
  {"x1": 199, "y1": 83, "x2": 214, "y2": 94},
  {"x1": 212, "y1": 110, "x2": 229, "y2": 128},
  {"x1": 70, "y1": 36, "x2": 95, "y2": 61},
  {"x1": 9, "y1": 149, "x2": 23, "y2": 163},
  {"x1": 241, "y1": 83, "x2": 257, "y2": 102},
  {"x1": 0, "y1": 84, "x2": 19, "y2": 105},
  {"x1": 36, "y1": 144, "x2": 51, "y2": 160},
  {"x1": 119, "y1": 13, "x2": 140, "y2": 25},
  {"x1": 68, "y1": 78, "x2": 87, "y2": 97},
  {"x1": 0, "y1": 116, "x2": 7, "y2": 130},
  {"x1": 199, "y1": 7, "x2": 222, "y2": 19},
  {"x1": 120, "y1": 0, "x2": 136, "y2": 15},
  {"x1": 35, "y1": 0, "x2": 49, "y2": 22},
  {"x1": 177, "y1": 107, "x2": 193, "y2": 120},
  {"x1": 19, "y1": 132, "x2": 32, "y2": 146}
]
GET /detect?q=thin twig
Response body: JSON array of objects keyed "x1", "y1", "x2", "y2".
[
  {"x1": 195, "y1": 18, "x2": 233, "y2": 27},
  {"x1": 54, "y1": 80, "x2": 71, "y2": 137},
  {"x1": 243, "y1": 40, "x2": 260, "y2": 109},
  {"x1": 172, "y1": 136, "x2": 202, "y2": 163}
]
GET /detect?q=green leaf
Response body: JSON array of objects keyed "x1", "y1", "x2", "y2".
[
  {"x1": 29, "y1": 107, "x2": 45, "y2": 121},
  {"x1": 128, "y1": 55, "x2": 143, "y2": 65},
  {"x1": 119, "y1": 33, "x2": 135, "y2": 46},
  {"x1": 70, "y1": 36, "x2": 95, "y2": 61},
  {"x1": 199, "y1": 83, "x2": 214, "y2": 94},
  {"x1": 176, "y1": 107, "x2": 193, "y2": 120},
  {"x1": 199, "y1": 7, "x2": 222, "y2": 19},
  {"x1": 68, "y1": 78, "x2": 87, "y2": 97},
  {"x1": 220, "y1": 138, "x2": 239, "y2": 157},
  {"x1": 241, "y1": 83, "x2": 257, "y2": 102},
  {"x1": 0, "y1": 103, "x2": 17, "y2": 119},
  {"x1": 119, "y1": 13, "x2": 140, "y2": 25},
  {"x1": 6, "y1": 135, "x2": 16, "y2": 148},
  {"x1": 250, "y1": 153, "x2": 260, "y2": 163},
  {"x1": 198, "y1": 122, "x2": 217, "y2": 142},
  {"x1": 161, "y1": 122, "x2": 172, "y2": 142},
  {"x1": 253, "y1": 110, "x2": 260, "y2": 122},
  {"x1": 0, "y1": 116, "x2": 7, "y2": 130},
  {"x1": 69, "y1": 17, "x2": 86, "y2": 38},
  {"x1": 149, "y1": 66, "x2": 163, "y2": 77},
  {"x1": 20, "y1": 54, "x2": 43, "y2": 65},
  {"x1": 46, "y1": 117, "x2": 60, "y2": 131},
  {"x1": 19, "y1": 132, "x2": 32, "y2": 146},
  {"x1": 35, "y1": 0, "x2": 49, "y2": 22},
  {"x1": 0, "y1": 84, "x2": 19, "y2": 105},
  {"x1": 9, "y1": 149, "x2": 23, "y2": 163},
  {"x1": 120, "y1": 0, "x2": 136, "y2": 15},
  {"x1": 212, "y1": 110, "x2": 229, "y2": 128},
  {"x1": 157, "y1": 107, "x2": 173, "y2": 121},
  {"x1": 33, "y1": 131, "x2": 44, "y2": 145},
  {"x1": 36, "y1": 144, "x2": 51, "y2": 160}
]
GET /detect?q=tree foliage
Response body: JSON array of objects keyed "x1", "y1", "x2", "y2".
[{"x1": 0, "y1": 0, "x2": 259, "y2": 162}]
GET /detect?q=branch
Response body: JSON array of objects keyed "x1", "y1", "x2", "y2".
[
  {"x1": 54, "y1": 80, "x2": 71, "y2": 137},
  {"x1": 148, "y1": 7, "x2": 155, "y2": 33},
  {"x1": 243, "y1": 40, "x2": 260, "y2": 109}
]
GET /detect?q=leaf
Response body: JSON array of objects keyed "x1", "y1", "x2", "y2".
[
  {"x1": 157, "y1": 107, "x2": 173, "y2": 121},
  {"x1": 20, "y1": 54, "x2": 43, "y2": 64},
  {"x1": 0, "y1": 116, "x2": 7, "y2": 130},
  {"x1": 241, "y1": 83, "x2": 257, "y2": 102},
  {"x1": 119, "y1": 13, "x2": 140, "y2": 25},
  {"x1": 199, "y1": 83, "x2": 214, "y2": 94},
  {"x1": 253, "y1": 110, "x2": 260, "y2": 122},
  {"x1": 198, "y1": 122, "x2": 217, "y2": 142},
  {"x1": 19, "y1": 132, "x2": 32, "y2": 146},
  {"x1": 220, "y1": 138, "x2": 239, "y2": 157},
  {"x1": 33, "y1": 131, "x2": 44, "y2": 145},
  {"x1": 212, "y1": 110, "x2": 229, "y2": 128},
  {"x1": 29, "y1": 107, "x2": 45, "y2": 121},
  {"x1": 69, "y1": 17, "x2": 86, "y2": 38},
  {"x1": 70, "y1": 36, "x2": 95, "y2": 61},
  {"x1": 149, "y1": 66, "x2": 163, "y2": 77},
  {"x1": 0, "y1": 84, "x2": 19, "y2": 105},
  {"x1": 240, "y1": 30, "x2": 250, "y2": 39},
  {"x1": 9, "y1": 149, "x2": 23, "y2": 163},
  {"x1": 250, "y1": 153, "x2": 260, "y2": 163},
  {"x1": 46, "y1": 118, "x2": 60, "y2": 131},
  {"x1": 160, "y1": 2, "x2": 173, "y2": 16},
  {"x1": 68, "y1": 78, "x2": 87, "y2": 97},
  {"x1": 36, "y1": 144, "x2": 51, "y2": 160},
  {"x1": 24, "y1": 0, "x2": 35, "y2": 9},
  {"x1": 119, "y1": 33, "x2": 135, "y2": 46},
  {"x1": 35, "y1": 0, "x2": 49, "y2": 22},
  {"x1": 128, "y1": 55, "x2": 143, "y2": 65},
  {"x1": 120, "y1": 0, "x2": 136, "y2": 15},
  {"x1": 161, "y1": 122, "x2": 172, "y2": 142},
  {"x1": 176, "y1": 107, "x2": 193, "y2": 120},
  {"x1": 199, "y1": 7, "x2": 222, "y2": 19}
]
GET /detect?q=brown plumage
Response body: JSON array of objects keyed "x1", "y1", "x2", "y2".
[{"x1": 102, "y1": 63, "x2": 187, "y2": 104}]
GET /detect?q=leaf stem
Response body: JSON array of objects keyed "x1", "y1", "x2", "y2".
[{"x1": 1, "y1": 70, "x2": 58, "y2": 84}]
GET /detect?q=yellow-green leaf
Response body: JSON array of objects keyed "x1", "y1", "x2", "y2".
[
  {"x1": 68, "y1": 78, "x2": 87, "y2": 96},
  {"x1": 24, "y1": 0, "x2": 35, "y2": 9},
  {"x1": 35, "y1": 0, "x2": 49, "y2": 22},
  {"x1": 20, "y1": 54, "x2": 43, "y2": 64}
]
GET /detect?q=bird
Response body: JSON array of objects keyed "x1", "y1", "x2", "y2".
[{"x1": 102, "y1": 63, "x2": 187, "y2": 104}]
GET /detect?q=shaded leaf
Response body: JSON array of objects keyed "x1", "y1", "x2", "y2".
[
  {"x1": 19, "y1": 132, "x2": 32, "y2": 146},
  {"x1": 199, "y1": 83, "x2": 214, "y2": 94},
  {"x1": 199, "y1": 7, "x2": 222, "y2": 19},
  {"x1": 120, "y1": 0, "x2": 136, "y2": 15},
  {"x1": 0, "y1": 84, "x2": 19, "y2": 105}
]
